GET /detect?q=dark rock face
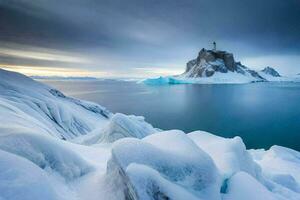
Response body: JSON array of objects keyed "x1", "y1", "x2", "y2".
[
  {"x1": 197, "y1": 48, "x2": 216, "y2": 63},
  {"x1": 205, "y1": 69, "x2": 215, "y2": 77},
  {"x1": 185, "y1": 59, "x2": 197, "y2": 73},
  {"x1": 261, "y1": 67, "x2": 281, "y2": 77},
  {"x1": 182, "y1": 48, "x2": 266, "y2": 81},
  {"x1": 184, "y1": 48, "x2": 239, "y2": 77},
  {"x1": 223, "y1": 53, "x2": 235, "y2": 71},
  {"x1": 49, "y1": 89, "x2": 66, "y2": 98},
  {"x1": 194, "y1": 48, "x2": 237, "y2": 72}
]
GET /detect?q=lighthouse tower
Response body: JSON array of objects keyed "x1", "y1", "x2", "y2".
[{"x1": 213, "y1": 41, "x2": 216, "y2": 51}]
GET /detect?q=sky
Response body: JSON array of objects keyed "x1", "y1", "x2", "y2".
[{"x1": 0, "y1": 0, "x2": 300, "y2": 77}]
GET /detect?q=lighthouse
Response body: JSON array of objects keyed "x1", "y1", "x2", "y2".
[{"x1": 213, "y1": 41, "x2": 216, "y2": 51}]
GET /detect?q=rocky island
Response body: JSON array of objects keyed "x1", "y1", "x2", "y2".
[
  {"x1": 143, "y1": 47, "x2": 292, "y2": 85},
  {"x1": 181, "y1": 48, "x2": 265, "y2": 81}
]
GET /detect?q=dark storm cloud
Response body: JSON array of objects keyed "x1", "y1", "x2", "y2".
[{"x1": 0, "y1": 0, "x2": 300, "y2": 76}]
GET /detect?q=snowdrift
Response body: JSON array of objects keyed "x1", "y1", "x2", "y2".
[
  {"x1": 188, "y1": 131, "x2": 261, "y2": 179},
  {"x1": 0, "y1": 150, "x2": 62, "y2": 200},
  {"x1": 0, "y1": 130, "x2": 93, "y2": 180},
  {"x1": 71, "y1": 113, "x2": 157, "y2": 145},
  {"x1": 97, "y1": 113, "x2": 157, "y2": 143}
]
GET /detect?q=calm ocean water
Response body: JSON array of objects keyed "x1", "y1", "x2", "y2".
[{"x1": 41, "y1": 79, "x2": 300, "y2": 151}]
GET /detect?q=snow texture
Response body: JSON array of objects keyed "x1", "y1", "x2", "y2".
[
  {"x1": 0, "y1": 150, "x2": 62, "y2": 200},
  {"x1": 0, "y1": 68, "x2": 111, "y2": 140},
  {"x1": 0, "y1": 131, "x2": 93, "y2": 180},
  {"x1": 107, "y1": 130, "x2": 221, "y2": 200}
]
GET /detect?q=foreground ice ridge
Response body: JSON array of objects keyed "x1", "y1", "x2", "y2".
[
  {"x1": 107, "y1": 131, "x2": 300, "y2": 200},
  {"x1": 107, "y1": 130, "x2": 221, "y2": 200},
  {"x1": 0, "y1": 69, "x2": 300, "y2": 200},
  {"x1": 0, "y1": 68, "x2": 111, "y2": 140}
]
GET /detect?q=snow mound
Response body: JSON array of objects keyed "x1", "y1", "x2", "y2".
[
  {"x1": 98, "y1": 113, "x2": 157, "y2": 143},
  {"x1": 189, "y1": 131, "x2": 300, "y2": 199},
  {"x1": 223, "y1": 172, "x2": 276, "y2": 200},
  {"x1": 251, "y1": 145, "x2": 300, "y2": 192},
  {"x1": 72, "y1": 113, "x2": 157, "y2": 144},
  {"x1": 107, "y1": 130, "x2": 221, "y2": 200},
  {"x1": 188, "y1": 131, "x2": 261, "y2": 179},
  {"x1": 0, "y1": 130, "x2": 93, "y2": 180},
  {"x1": 0, "y1": 150, "x2": 62, "y2": 200}
]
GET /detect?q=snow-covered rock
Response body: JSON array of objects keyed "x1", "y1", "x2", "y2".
[
  {"x1": 143, "y1": 48, "x2": 267, "y2": 84},
  {"x1": 107, "y1": 130, "x2": 221, "y2": 200},
  {"x1": 188, "y1": 131, "x2": 261, "y2": 179},
  {"x1": 257, "y1": 67, "x2": 290, "y2": 81},
  {"x1": 261, "y1": 67, "x2": 281, "y2": 77},
  {"x1": 256, "y1": 67, "x2": 300, "y2": 82},
  {"x1": 181, "y1": 48, "x2": 264, "y2": 81}
]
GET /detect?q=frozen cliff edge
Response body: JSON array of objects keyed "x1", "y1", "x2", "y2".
[{"x1": 0, "y1": 68, "x2": 300, "y2": 200}]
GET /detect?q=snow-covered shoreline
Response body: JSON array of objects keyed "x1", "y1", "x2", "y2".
[
  {"x1": 0, "y1": 68, "x2": 300, "y2": 200},
  {"x1": 142, "y1": 74, "x2": 300, "y2": 85}
]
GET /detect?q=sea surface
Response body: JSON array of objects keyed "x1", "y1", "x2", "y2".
[{"x1": 40, "y1": 79, "x2": 300, "y2": 151}]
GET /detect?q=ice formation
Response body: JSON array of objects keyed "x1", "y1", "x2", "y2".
[
  {"x1": 107, "y1": 130, "x2": 221, "y2": 200},
  {"x1": 0, "y1": 68, "x2": 299, "y2": 200}
]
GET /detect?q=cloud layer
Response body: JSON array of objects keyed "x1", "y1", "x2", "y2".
[{"x1": 1, "y1": 0, "x2": 300, "y2": 76}]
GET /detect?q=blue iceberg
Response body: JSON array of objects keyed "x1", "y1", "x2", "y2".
[{"x1": 142, "y1": 76, "x2": 193, "y2": 85}]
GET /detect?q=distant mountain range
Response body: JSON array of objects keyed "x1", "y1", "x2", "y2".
[
  {"x1": 260, "y1": 67, "x2": 281, "y2": 77},
  {"x1": 31, "y1": 75, "x2": 99, "y2": 80},
  {"x1": 143, "y1": 48, "x2": 300, "y2": 84},
  {"x1": 31, "y1": 75, "x2": 143, "y2": 82}
]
